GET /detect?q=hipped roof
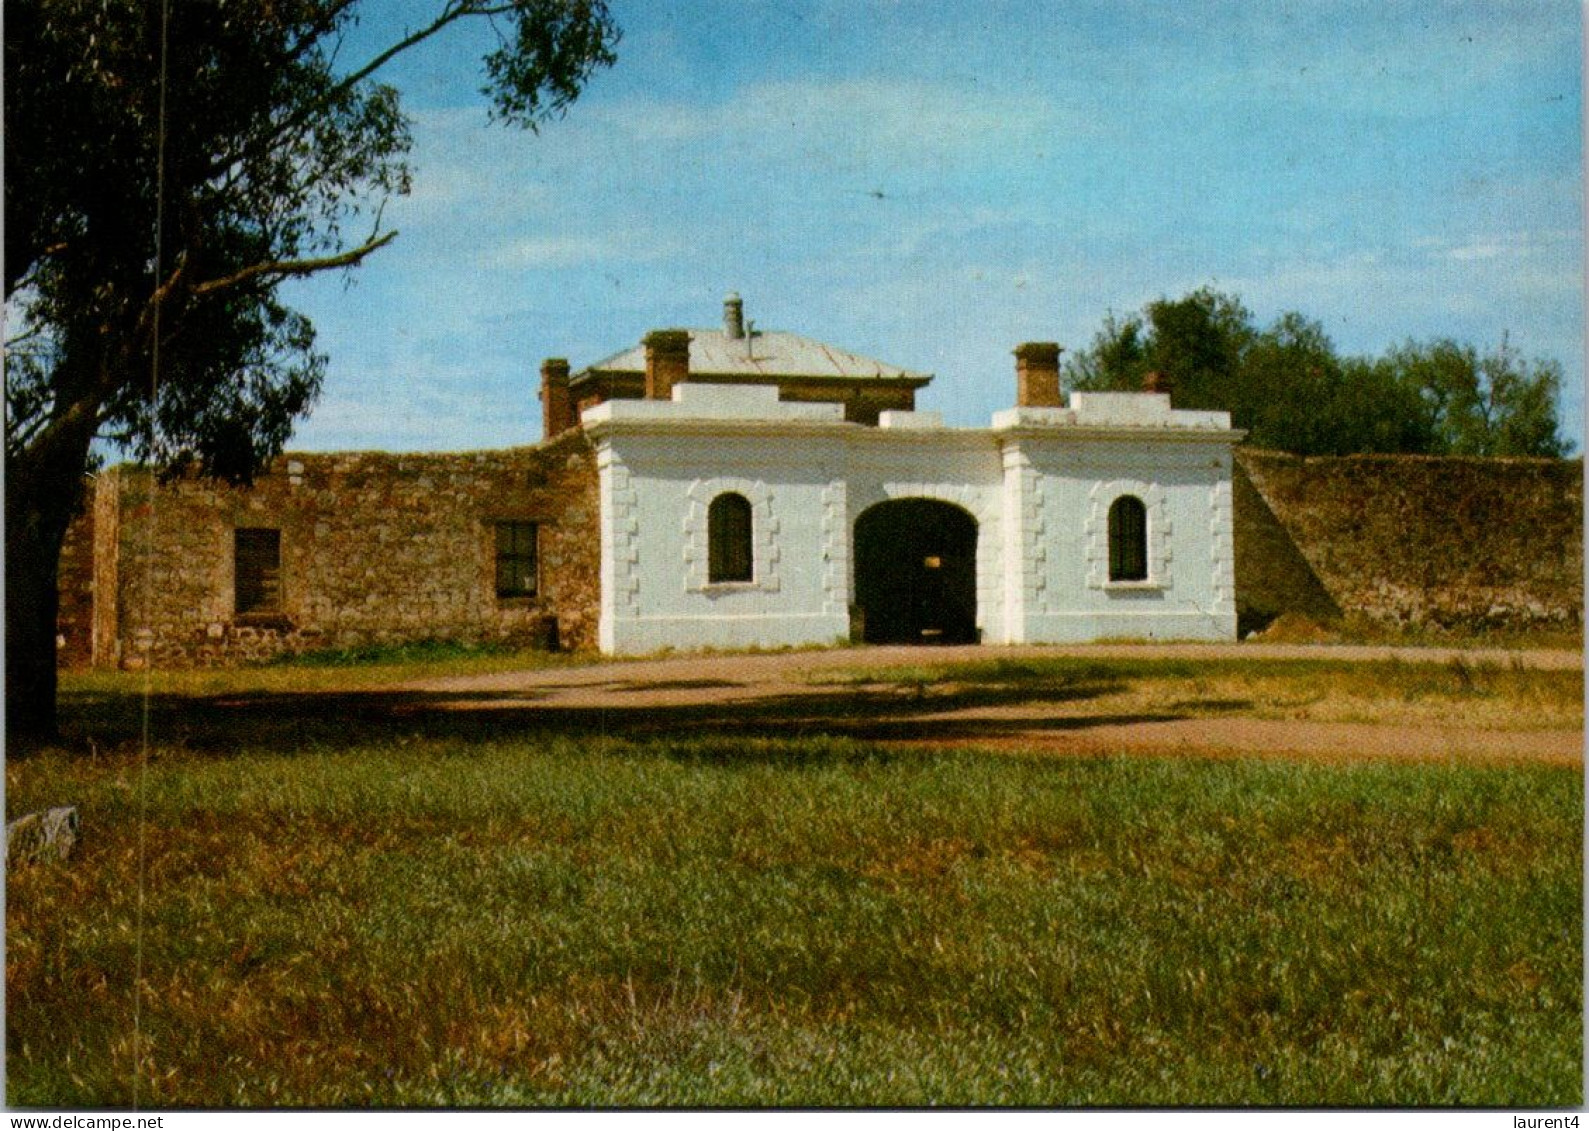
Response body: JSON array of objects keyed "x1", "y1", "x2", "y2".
[{"x1": 576, "y1": 328, "x2": 931, "y2": 386}]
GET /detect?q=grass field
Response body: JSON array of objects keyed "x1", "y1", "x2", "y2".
[
  {"x1": 807, "y1": 654, "x2": 1586, "y2": 731},
  {"x1": 6, "y1": 654, "x2": 1583, "y2": 1107}
]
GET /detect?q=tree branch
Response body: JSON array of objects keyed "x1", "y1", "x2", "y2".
[
  {"x1": 4, "y1": 321, "x2": 49, "y2": 349},
  {"x1": 5, "y1": 242, "x2": 70, "y2": 300},
  {"x1": 133, "y1": 252, "x2": 191, "y2": 343},
  {"x1": 207, "y1": 3, "x2": 502, "y2": 178},
  {"x1": 328, "y1": 4, "x2": 505, "y2": 103},
  {"x1": 284, "y1": 0, "x2": 363, "y2": 63},
  {"x1": 6, "y1": 401, "x2": 57, "y2": 459},
  {"x1": 189, "y1": 229, "x2": 398, "y2": 296}
]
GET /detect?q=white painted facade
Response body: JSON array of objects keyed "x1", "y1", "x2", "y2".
[{"x1": 584, "y1": 382, "x2": 1241, "y2": 654}]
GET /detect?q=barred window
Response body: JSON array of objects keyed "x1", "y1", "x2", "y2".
[
  {"x1": 234, "y1": 528, "x2": 282, "y2": 614},
  {"x1": 707, "y1": 493, "x2": 753, "y2": 583},
  {"x1": 495, "y1": 522, "x2": 539, "y2": 598},
  {"x1": 1108, "y1": 496, "x2": 1148, "y2": 582}
]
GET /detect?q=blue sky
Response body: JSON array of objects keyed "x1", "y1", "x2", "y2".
[{"x1": 282, "y1": 0, "x2": 1584, "y2": 452}]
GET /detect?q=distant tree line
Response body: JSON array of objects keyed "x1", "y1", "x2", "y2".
[{"x1": 1064, "y1": 287, "x2": 1572, "y2": 458}]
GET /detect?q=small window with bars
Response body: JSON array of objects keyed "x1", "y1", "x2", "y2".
[
  {"x1": 707, "y1": 493, "x2": 754, "y2": 583},
  {"x1": 234, "y1": 528, "x2": 283, "y2": 615},
  {"x1": 495, "y1": 521, "x2": 539, "y2": 598},
  {"x1": 1107, "y1": 496, "x2": 1149, "y2": 582}
]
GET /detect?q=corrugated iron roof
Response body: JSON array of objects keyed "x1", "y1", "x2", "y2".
[{"x1": 578, "y1": 328, "x2": 931, "y2": 384}]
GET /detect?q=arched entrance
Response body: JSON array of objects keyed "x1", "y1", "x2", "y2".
[{"x1": 853, "y1": 499, "x2": 978, "y2": 644}]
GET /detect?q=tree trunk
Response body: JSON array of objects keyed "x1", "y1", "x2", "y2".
[
  {"x1": 7, "y1": 496, "x2": 70, "y2": 747},
  {"x1": 6, "y1": 422, "x2": 94, "y2": 748}
]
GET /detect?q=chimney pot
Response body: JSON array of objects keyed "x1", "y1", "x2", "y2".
[
  {"x1": 643, "y1": 329, "x2": 692, "y2": 400},
  {"x1": 723, "y1": 292, "x2": 745, "y2": 340},
  {"x1": 1013, "y1": 341, "x2": 1063, "y2": 408},
  {"x1": 539, "y1": 357, "x2": 573, "y2": 439}
]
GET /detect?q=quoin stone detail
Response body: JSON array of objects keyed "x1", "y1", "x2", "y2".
[
  {"x1": 820, "y1": 480, "x2": 850, "y2": 617},
  {"x1": 1208, "y1": 478, "x2": 1236, "y2": 616},
  {"x1": 603, "y1": 456, "x2": 641, "y2": 617}
]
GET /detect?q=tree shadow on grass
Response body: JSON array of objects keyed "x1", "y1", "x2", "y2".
[{"x1": 40, "y1": 667, "x2": 1191, "y2": 760}]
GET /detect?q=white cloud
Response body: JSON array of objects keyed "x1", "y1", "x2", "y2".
[
  {"x1": 291, "y1": 369, "x2": 534, "y2": 453},
  {"x1": 280, "y1": 5, "x2": 1581, "y2": 455},
  {"x1": 582, "y1": 76, "x2": 1083, "y2": 178},
  {"x1": 1445, "y1": 243, "x2": 1504, "y2": 262}
]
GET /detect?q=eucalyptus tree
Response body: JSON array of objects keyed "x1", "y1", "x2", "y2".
[{"x1": 5, "y1": 1, "x2": 619, "y2": 741}]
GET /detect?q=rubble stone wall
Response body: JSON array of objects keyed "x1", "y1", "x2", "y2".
[
  {"x1": 55, "y1": 440, "x2": 1582, "y2": 667},
  {"x1": 87, "y1": 431, "x2": 600, "y2": 668},
  {"x1": 1234, "y1": 449, "x2": 1582, "y2": 634},
  {"x1": 54, "y1": 497, "x2": 97, "y2": 668}
]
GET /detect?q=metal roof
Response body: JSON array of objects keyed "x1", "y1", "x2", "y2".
[{"x1": 577, "y1": 328, "x2": 931, "y2": 385}]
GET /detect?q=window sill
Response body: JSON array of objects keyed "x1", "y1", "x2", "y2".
[
  {"x1": 1102, "y1": 579, "x2": 1166, "y2": 593},
  {"x1": 689, "y1": 576, "x2": 780, "y2": 595},
  {"x1": 233, "y1": 612, "x2": 292, "y2": 630},
  {"x1": 702, "y1": 580, "x2": 758, "y2": 592}
]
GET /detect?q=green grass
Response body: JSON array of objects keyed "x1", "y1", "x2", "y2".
[
  {"x1": 7, "y1": 733, "x2": 1580, "y2": 1107},
  {"x1": 58, "y1": 645, "x2": 586, "y2": 701},
  {"x1": 264, "y1": 637, "x2": 531, "y2": 668}
]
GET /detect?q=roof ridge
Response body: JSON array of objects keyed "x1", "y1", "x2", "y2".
[{"x1": 574, "y1": 326, "x2": 931, "y2": 383}]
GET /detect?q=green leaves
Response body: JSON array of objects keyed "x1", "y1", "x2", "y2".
[
  {"x1": 1065, "y1": 287, "x2": 1572, "y2": 458},
  {"x1": 4, "y1": 0, "x2": 620, "y2": 737},
  {"x1": 481, "y1": 0, "x2": 622, "y2": 129},
  {"x1": 1387, "y1": 335, "x2": 1571, "y2": 459},
  {"x1": 6, "y1": 0, "x2": 620, "y2": 480}
]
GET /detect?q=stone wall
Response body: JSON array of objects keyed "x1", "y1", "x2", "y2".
[
  {"x1": 89, "y1": 431, "x2": 600, "y2": 667},
  {"x1": 55, "y1": 497, "x2": 97, "y2": 668},
  {"x1": 56, "y1": 439, "x2": 1582, "y2": 667},
  {"x1": 1234, "y1": 449, "x2": 1582, "y2": 634}
]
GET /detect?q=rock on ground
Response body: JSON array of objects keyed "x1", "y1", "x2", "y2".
[{"x1": 7, "y1": 807, "x2": 80, "y2": 865}]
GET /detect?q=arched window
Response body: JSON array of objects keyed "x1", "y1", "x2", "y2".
[
  {"x1": 1108, "y1": 495, "x2": 1148, "y2": 582},
  {"x1": 707, "y1": 492, "x2": 754, "y2": 583}
]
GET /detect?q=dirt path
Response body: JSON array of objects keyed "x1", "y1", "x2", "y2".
[
  {"x1": 402, "y1": 641, "x2": 1583, "y2": 696},
  {"x1": 393, "y1": 642, "x2": 1583, "y2": 766}
]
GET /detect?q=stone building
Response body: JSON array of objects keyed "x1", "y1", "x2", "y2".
[
  {"x1": 555, "y1": 294, "x2": 1240, "y2": 652},
  {"x1": 583, "y1": 368, "x2": 1239, "y2": 653},
  {"x1": 74, "y1": 433, "x2": 599, "y2": 668},
  {"x1": 544, "y1": 292, "x2": 930, "y2": 430},
  {"x1": 64, "y1": 294, "x2": 1578, "y2": 669},
  {"x1": 66, "y1": 295, "x2": 1244, "y2": 666}
]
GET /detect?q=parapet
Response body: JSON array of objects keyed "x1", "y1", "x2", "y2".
[{"x1": 993, "y1": 391, "x2": 1232, "y2": 432}]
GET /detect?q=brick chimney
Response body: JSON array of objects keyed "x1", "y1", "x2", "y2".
[
  {"x1": 1013, "y1": 342, "x2": 1063, "y2": 407},
  {"x1": 539, "y1": 357, "x2": 572, "y2": 439},
  {"x1": 643, "y1": 330, "x2": 691, "y2": 400}
]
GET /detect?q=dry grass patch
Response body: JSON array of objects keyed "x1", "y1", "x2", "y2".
[
  {"x1": 62, "y1": 643, "x2": 584, "y2": 701},
  {"x1": 810, "y1": 655, "x2": 1582, "y2": 731},
  {"x1": 7, "y1": 736, "x2": 1580, "y2": 1107}
]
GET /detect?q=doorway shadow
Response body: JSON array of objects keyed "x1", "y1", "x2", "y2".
[{"x1": 854, "y1": 498, "x2": 978, "y2": 644}]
